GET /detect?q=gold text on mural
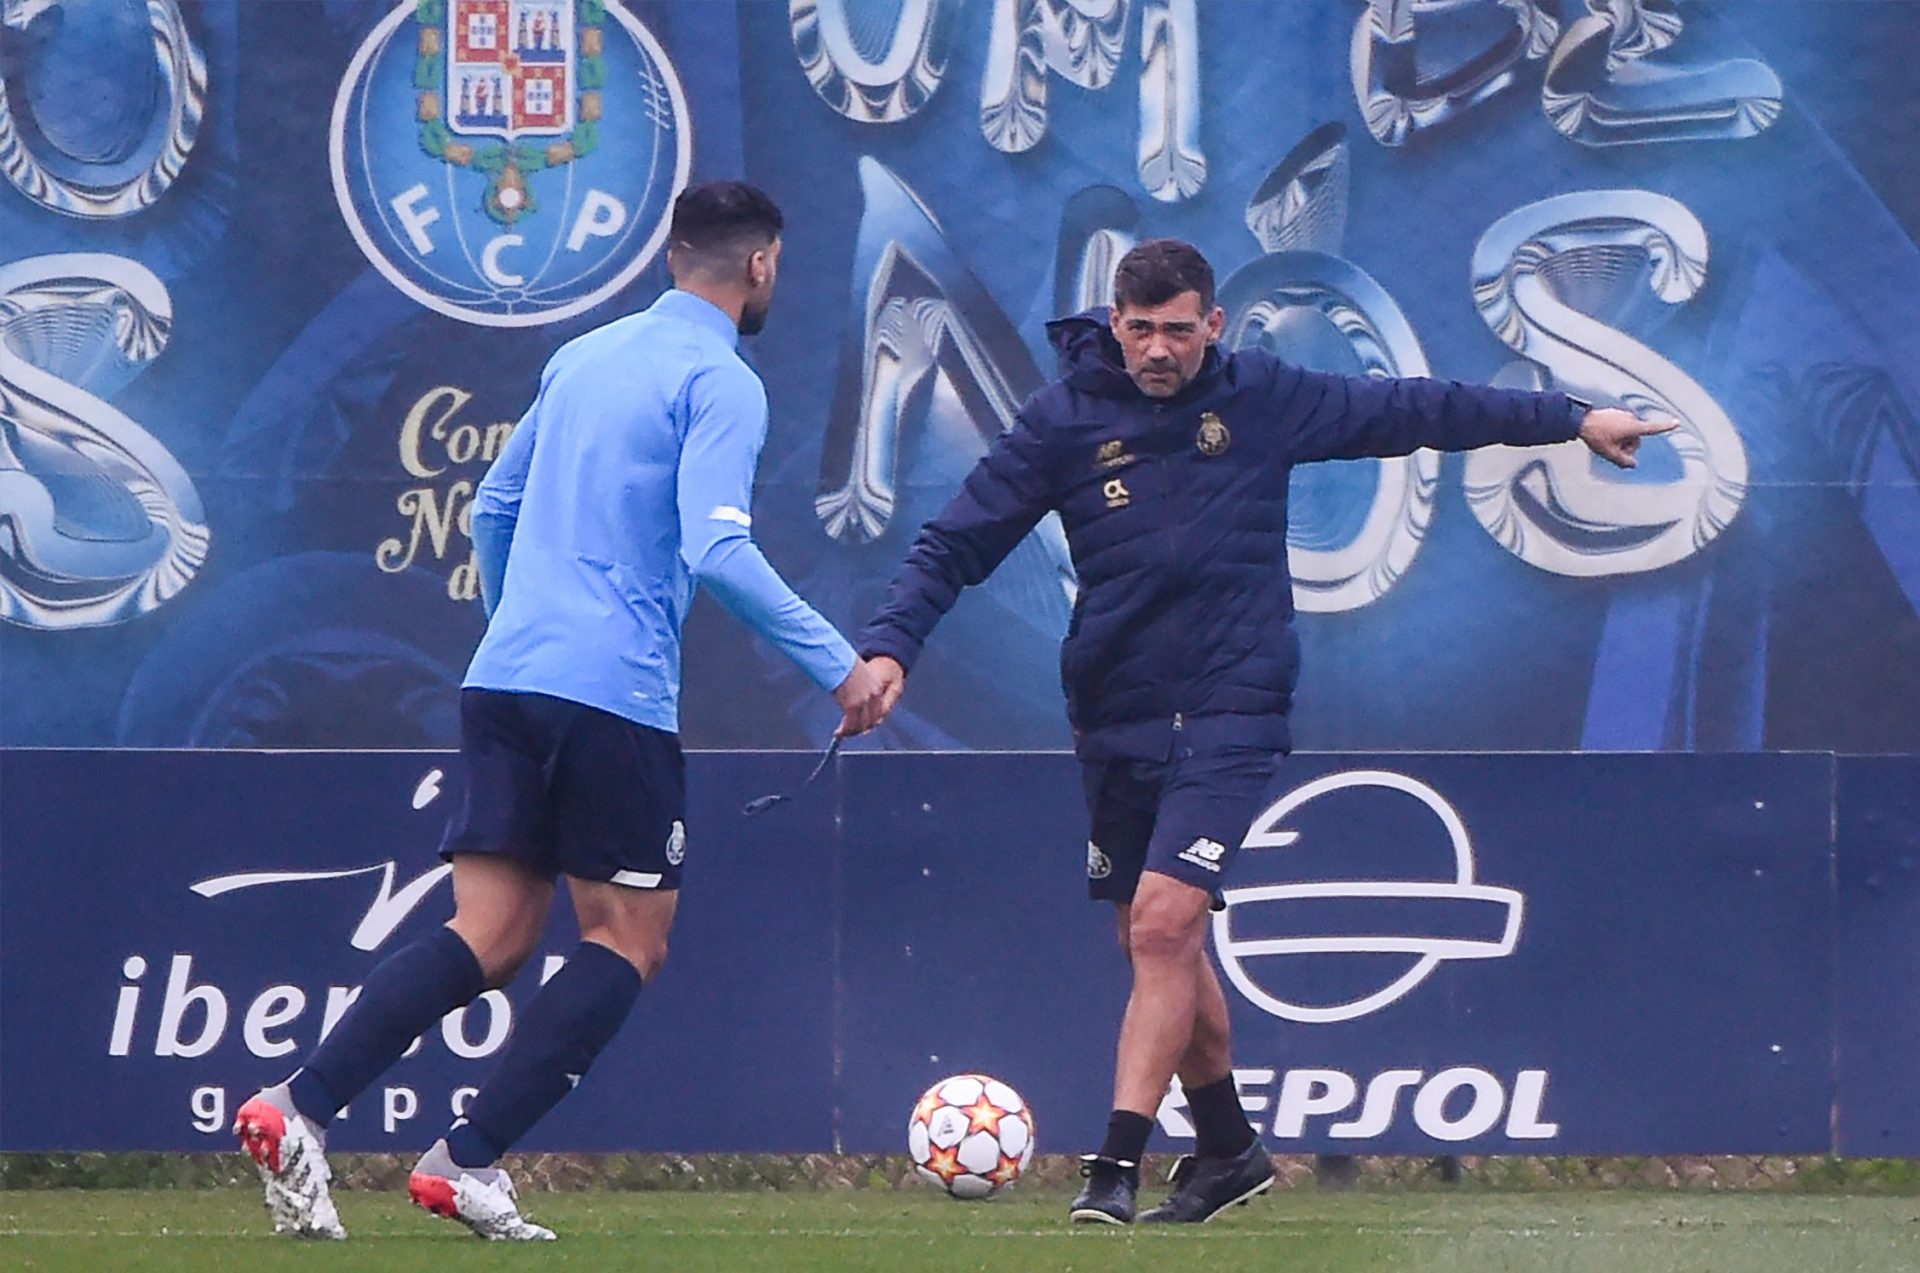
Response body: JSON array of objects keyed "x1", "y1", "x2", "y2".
[{"x1": 377, "y1": 385, "x2": 516, "y2": 602}]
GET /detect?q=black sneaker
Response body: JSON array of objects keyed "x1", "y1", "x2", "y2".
[
  {"x1": 1068, "y1": 1154, "x2": 1139, "y2": 1225},
  {"x1": 1137, "y1": 1139, "x2": 1275, "y2": 1224}
]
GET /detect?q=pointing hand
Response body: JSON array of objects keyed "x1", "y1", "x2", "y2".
[{"x1": 1578, "y1": 406, "x2": 1678, "y2": 469}]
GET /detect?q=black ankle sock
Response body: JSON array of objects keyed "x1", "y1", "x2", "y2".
[
  {"x1": 1098, "y1": 1110, "x2": 1153, "y2": 1166},
  {"x1": 1186, "y1": 1076, "x2": 1256, "y2": 1158}
]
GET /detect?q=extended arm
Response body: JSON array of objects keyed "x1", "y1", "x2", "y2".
[
  {"x1": 679, "y1": 363, "x2": 857, "y2": 692},
  {"x1": 1282, "y1": 367, "x2": 1672, "y2": 470},
  {"x1": 1284, "y1": 367, "x2": 1586, "y2": 464},
  {"x1": 858, "y1": 412, "x2": 1056, "y2": 673}
]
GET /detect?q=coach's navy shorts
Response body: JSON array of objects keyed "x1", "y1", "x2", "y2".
[
  {"x1": 440, "y1": 688, "x2": 687, "y2": 889},
  {"x1": 1081, "y1": 747, "x2": 1283, "y2": 902}
]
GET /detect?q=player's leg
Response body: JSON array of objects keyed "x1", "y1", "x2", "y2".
[
  {"x1": 410, "y1": 701, "x2": 680, "y2": 1240},
  {"x1": 235, "y1": 858, "x2": 550, "y2": 1240},
  {"x1": 410, "y1": 882, "x2": 669, "y2": 1242},
  {"x1": 440, "y1": 881, "x2": 669, "y2": 1170},
  {"x1": 235, "y1": 689, "x2": 556, "y2": 1240},
  {"x1": 1178, "y1": 954, "x2": 1231, "y2": 1080},
  {"x1": 447, "y1": 855, "x2": 558, "y2": 986},
  {"x1": 288, "y1": 855, "x2": 551, "y2": 1118},
  {"x1": 1080, "y1": 868, "x2": 1235, "y2": 1222}
]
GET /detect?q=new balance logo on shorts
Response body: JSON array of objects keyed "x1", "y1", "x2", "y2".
[{"x1": 1178, "y1": 838, "x2": 1227, "y2": 872}]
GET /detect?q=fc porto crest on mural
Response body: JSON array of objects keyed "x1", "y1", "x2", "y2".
[{"x1": 330, "y1": 0, "x2": 692, "y2": 327}]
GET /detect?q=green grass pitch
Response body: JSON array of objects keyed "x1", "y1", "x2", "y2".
[{"x1": 4, "y1": 1187, "x2": 1917, "y2": 1272}]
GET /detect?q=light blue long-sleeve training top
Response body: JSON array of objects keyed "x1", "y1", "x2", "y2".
[{"x1": 464, "y1": 289, "x2": 855, "y2": 734}]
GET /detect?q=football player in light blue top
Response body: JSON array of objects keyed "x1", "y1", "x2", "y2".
[{"x1": 234, "y1": 182, "x2": 893, "y2": 1241}]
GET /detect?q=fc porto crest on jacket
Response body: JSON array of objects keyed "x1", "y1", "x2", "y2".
[
  {"x1": 1196, "y1": 411, "x2": 1231, "y2": 456},
  {"x1": 331, "y1": 0, "x2": 691, "y2": 327}
]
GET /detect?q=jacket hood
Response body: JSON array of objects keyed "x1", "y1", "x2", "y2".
[
  {"x1": 1044, "y1": 308, "x2": 1126, "y2": 390},
  {"x1": 1043, "y1": 306, "x2": 1224, "y2": 400}
]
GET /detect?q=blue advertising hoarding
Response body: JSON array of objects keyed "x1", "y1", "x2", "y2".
[
  {"x1": 1835, "y1": 755, "x2": 1920, "y2": 1158},
  {"x1": 0, "y1": 749, "x2": 838, "y2": 1152},
  {"x1": 834, "y1": 752, "x2": 1837, "y2": 1155},
  {"x1": 0, "y1": 747, "x2": 1885, "y2": 1156}
]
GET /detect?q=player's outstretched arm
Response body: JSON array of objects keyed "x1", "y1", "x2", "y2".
[{"x1": 678, "y1": 363, "x2": 874, "y2": 728}]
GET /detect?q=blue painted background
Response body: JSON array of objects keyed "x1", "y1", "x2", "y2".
[{"x1": 2, "y1": 0, "x2": 1916, "y2": 754}]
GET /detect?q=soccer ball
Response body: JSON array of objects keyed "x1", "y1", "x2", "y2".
[{"x1": 906, "y1": 1074, "x2": 1035, "y2": 1199}]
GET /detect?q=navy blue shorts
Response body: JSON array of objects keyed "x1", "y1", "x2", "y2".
[
  {"x1": 440, "y1": 689, "x2": 687, "y2": 889},
  {"x1": 1081, "y1": 748, "x2": 1283, "y2": 902}
]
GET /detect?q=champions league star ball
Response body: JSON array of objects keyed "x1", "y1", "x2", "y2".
[{"x1": 907, "y1": 1074, "x2": 1035, "y2": 1199}]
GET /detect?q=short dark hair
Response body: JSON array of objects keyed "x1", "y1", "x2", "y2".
[
  {"x1": 1113, "y1": 238, "x2": 1215, "y2": 312},
  {"x1": 669, "y1": 181, "x2": 783, "y2": 265}
]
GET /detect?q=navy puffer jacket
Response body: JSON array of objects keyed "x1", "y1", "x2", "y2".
[{"x1": 860, "y1": 310, "x2": 1584, "y2": 761}]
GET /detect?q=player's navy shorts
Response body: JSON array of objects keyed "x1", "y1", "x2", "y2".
[
  {"x1": 440, "y1": 688, "x2": 687, "y2": 889},
  {"x1": 1081, "y1": 747, "x2": 1284, "y2": 902}
]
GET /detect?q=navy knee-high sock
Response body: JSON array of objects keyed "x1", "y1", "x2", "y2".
[
  {"x1": 289, "y1": 926, "x2": 484, "y2": 1128},
  {"x1": 446, "y1": 941, "x2": 642, "y2": 1168}
]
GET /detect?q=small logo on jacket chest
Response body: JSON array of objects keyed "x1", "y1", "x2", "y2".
[
  {"x1": 1096, "y1": 438, "x2": 1135, "y2": 470},
  {"x1": 1196, "y1": 412, "x2": 1231, "y2": 457},
  {"x1": 1103, "y1": 477, "x2": 1132, "y2": 509}
]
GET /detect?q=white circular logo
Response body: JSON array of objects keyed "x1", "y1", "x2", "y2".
[
  {"x1": 329, "y1": 0, "x2": 692, "y2": 328},
  {"x1": 1212, "y1": 770, "x2": 1525, "y2": 1023}
]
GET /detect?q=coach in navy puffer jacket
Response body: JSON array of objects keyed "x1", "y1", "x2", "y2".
[
  {"x1": 859, "y1": 305, "x2": 1586, "y2": 763},
  {"x1": 857, "y1": 240, "x2": 1669, "y2": 1226}
]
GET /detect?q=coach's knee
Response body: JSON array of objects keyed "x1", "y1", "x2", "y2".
[{"x1": 1127, "y1": 894, "x2": 1206, "y2": 965}]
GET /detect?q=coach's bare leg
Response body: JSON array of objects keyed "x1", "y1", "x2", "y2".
[
  {"x1": 1113, "y1": 902, "x2": 1232, "y2": 1091},
  {"x1": 568, "y1": 877, "x2": 679, "y2": 980},
  {"x1": 1113, "y1": 872, "x2": 1214, "y2": 1116},
  {"x1": 1179, "y1": 958, "x2": 1234, "y2": 1088},
  {"x1": 446, "y1": 855, "x2": 554, "y2": 988}
]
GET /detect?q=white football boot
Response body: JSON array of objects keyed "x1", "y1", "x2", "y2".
[
  {"x1": 408, "y1": 1138, "x2": 556, "y2": 1241},
  {"x1": 233, "y1": 1083, "x2": 346, "y2": 1240}
]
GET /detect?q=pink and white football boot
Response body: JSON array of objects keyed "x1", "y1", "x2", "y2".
[
  {"x1": 233, "y1": 1083, "x2": 346, "y2": 1240},
  {"x1": 408, "y1": 1138, "x2": 555, "y2": 1241}
]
